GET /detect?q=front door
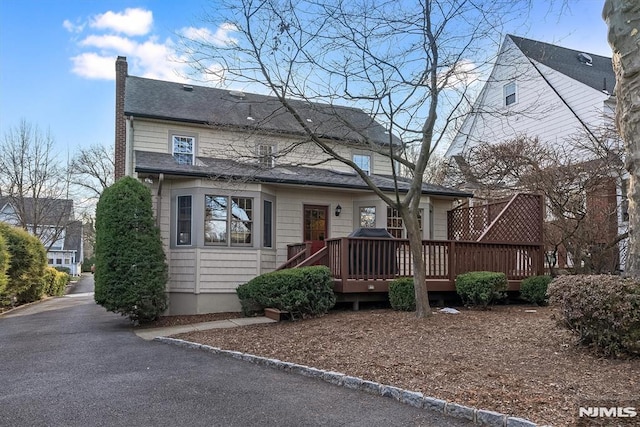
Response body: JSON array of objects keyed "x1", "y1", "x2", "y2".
[{"x1": 303, "y1": 205, "x2": 328, "y2": 254}]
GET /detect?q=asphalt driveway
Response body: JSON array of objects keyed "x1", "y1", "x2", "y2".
[{"x1": 0, "y1": 275, "x2": 473, "y2": 426}]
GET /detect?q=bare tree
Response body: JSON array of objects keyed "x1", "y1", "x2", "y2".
[
  {"x1": 69, "y1": 143, "x2": 115, "y2": 200},
  {"x1": 456, "y1": 133, "x2": 626, "y2": 275},
  {"x1": 603, "y1": 0, "x2": 640, "y2": 277},
  {"x1": 0, "y1": 119, "x2": 71, "y2": 251},
  {"x1": 183, "y1": 0, "x2": 540, "y2": 317}
]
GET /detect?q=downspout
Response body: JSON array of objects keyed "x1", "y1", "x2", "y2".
[
  {"x1": 156, "y1": 173, "x2": 164, "y2": 228},
  {"x1": 125, "y1": 116, "x2": 134, "y2": 176}
]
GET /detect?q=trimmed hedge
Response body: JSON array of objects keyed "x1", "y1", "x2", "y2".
[
  {"x1": 389, "y1": 278, "x2": 415, "y2": 311},
  {"x1": 0, "y1": 222, "x2": 47, "y2": 305},
  {"x1": 236, "y1": 266, "x2": 336, "y2": 319},
  {"x1": 455, "y1": 271, "x2": 507, "y2": 308},
  {"x1": 44, "y1": 267, "x2": 70, "y2": 297},
  {"x1": 548, "y1": 275, "x2": 640, "y2": 357},
  {"x1": 520, "y1": 275, "x2": 552, "y2": 305},
  {"x1": 94, "y1": 177, "x2": 168, "y2": 323}
]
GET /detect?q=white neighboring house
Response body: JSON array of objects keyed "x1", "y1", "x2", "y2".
[
  {"x1": 0, "y1": 197, "x2": 83, "y2": 275},
  {"x1": 114, "y1": 56, "x2": 472, "y2": 315},
  {"x1": 446, "y1": 35, "x2": 627, "y2": 271}
]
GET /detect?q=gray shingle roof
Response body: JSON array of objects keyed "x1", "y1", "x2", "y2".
[
  {"x1": 509, "y1": 35, "x2": 615, "y2": 93},
  {"x1": 135, "y1": 151, "x2": 471, "y2": 198},
  {"x1": 0, "y1": 196, "x2": 73, "y2": 226},
  {"x1": 125, "y1": 76, "x2": 400, "y2": 146}
]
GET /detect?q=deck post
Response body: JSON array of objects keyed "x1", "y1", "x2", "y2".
[
  {"x1": 340, "y1": 237, "x2": 349, "y2": 288},
  {"x1": 449, "y1": 240, "x2": 456, "y2": 283}
]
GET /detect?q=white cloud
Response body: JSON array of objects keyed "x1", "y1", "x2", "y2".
[
  {"x1": 80, "y1": 35, "x2": 137, "y2": 54},
  {"x1": 439, "y1": 60, "x2": 480, "y2": 89},
  {"x1": 70, "y1": 53, "x2": 115, "y2": 80},
  {"x1": 63, "y1": 19, "x2": 84, "y2": 33},
  {"x1": 180, "y1": 23, "x2": 238, "y2": 46},
  {"x1": 90, "y1": 8, "x2": 153, "y2": 36},
  {"x1": 67, "y1": 8, "x2": 229, "y2": 84}
]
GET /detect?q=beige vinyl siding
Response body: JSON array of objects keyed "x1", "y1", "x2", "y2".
[
  {"x1": 198, "y1": 249, "x2": 258, "y2": 292},
  {"x1": 260, "y1": 250, "x2": 277, "y2": 273},
  {"x1": 131, "y1": 119, "x2": 395, "y2": 176},
  {"x1": 431, "y1": 199, "x2": 451, "y2": 240},
  {"x1": 168, "y1": 250, "x2": 196, "y2": 291}
]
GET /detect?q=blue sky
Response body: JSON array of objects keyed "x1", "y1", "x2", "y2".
[{"x1": 0, "y1": 0, "x2": 613, "y2": 161}]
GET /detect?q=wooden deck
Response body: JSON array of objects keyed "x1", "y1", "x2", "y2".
[{"x1": 286, "y1": 237, "x2": 544, "y2": 294}]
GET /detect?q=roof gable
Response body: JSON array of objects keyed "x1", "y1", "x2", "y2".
[
  {"x1": 124, "y1": 76, "x2": 399, "y2": 146},
  {"x1": 508, "y1": 35, "x2": 615, "y2": 94}
]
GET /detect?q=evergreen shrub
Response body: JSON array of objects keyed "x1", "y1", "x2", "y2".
[
  {"x1": 388, "y1": 278, "x2": 415, "y2": 311},
  {"x1": 94, "y1": 177, "x2": 168, "y2": 323},
  {"x1": 236, "y1": 266, "x2": 335, "y2": 319},
  {"x1": 455, "y1": 271, "x2": 507, "y2": 308},
  {"x1": 0, "y1": 222, "x2": 47, "y2": 304},
  {"x1": 548, "y1": 275, "x2": 640, "y2": 357},
  {"x1": 520, "y1": 275, "x2": 552, "y2": 305},
  {"x1": 0, "y1": 232, "x2": 9, "y2": 297}
]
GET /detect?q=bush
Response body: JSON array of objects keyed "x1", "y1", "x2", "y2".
[
  {"x1": 236, "y1": 266, "x2": 336, "y2": 319},
  {"x1": 389, "y1": 278, "x2": 415, "y2": 311},
  {"x1": 94, "y1": 177, "x2": 168, "y2": 323},
  {"x1": 0, "y1": 233, "x2": 9, "y2": 297},
  {"x1": 43, "y1": 267, "x2": 70, "y2": 297},
  {"x1": 0, "y1": 222, "x2": 47, "y2": 305},
  {"x1": 548, "y1": 275, "x2": 640, "y2": 357},
  {"x1": 54, "y1": 266, "x2": 71, "y2": 275},
  {"x1": 520, "y1": 275, "x2": 552, "y2": 305},
  {"x1": 455, "y1": 271, "x2": 507, "y2": 308}
]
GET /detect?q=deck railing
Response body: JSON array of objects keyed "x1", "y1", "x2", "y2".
[{"x1": 325, "y1": 237, "x2": 544, "y2": 287}]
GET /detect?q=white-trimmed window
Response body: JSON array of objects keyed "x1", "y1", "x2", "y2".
[
  {"x1": 353, "y1": 154, "x2": 371, "y2": 175},
  {"x1": 258, "y1": 144, "x2": 275, "y2": 168},
  {"x1": 204, "y1": 195, "x2": 253, "y2": 246},
  {"x1": 504, "y1": 81, "x2": 517, "y2": 106},
  {"x1": 173, "y1": 135, "x2": 195, "y2": 165}
]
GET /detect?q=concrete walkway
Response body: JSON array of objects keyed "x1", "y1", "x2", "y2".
[{"x1": 134, "y1": 316, "x2": 277, "y2": 340}]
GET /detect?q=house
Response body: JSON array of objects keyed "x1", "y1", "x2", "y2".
[
  {"x1": 0, "y1": 196, "x2": 83, "y2": 275},
  {"x1": 445, "y1": 34, "x2": 625, "y2": 272},
  {"x1": 114, "y1": 56, "x2": 482, "y2": 315}
]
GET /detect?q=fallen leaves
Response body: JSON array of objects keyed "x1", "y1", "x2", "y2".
[{"x1": 174, "y1": 306, "x2": 640, "y2": 426}]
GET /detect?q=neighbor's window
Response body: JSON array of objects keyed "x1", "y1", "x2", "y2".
[
  {"x1": 386, "y1": 206, "x2": 403, "y2": 238},
  {"x1": 177, "y1": 195, "x2": 192, "y2": 245},
  {"x1": 359, "y1": 206, "x2": 376, "y2": 228},
  {"x1": 353, "y1": 154, "x2": 371, "y2": 175},
  {"x1": 263, "y1": 200, "x2": 273, "y2": 248},
  {"x1": 172, "y1": 135, "x2": 195, "y2": 165},
  {"x1": 204, "y1": 195, "x2": 253, "y2": 246},
  {"x1": 258, "y1": 144, "x2": 275, "y2": 168},
  {"x1": 504, "y1": 81, "x2": 517, "y2": 106}
]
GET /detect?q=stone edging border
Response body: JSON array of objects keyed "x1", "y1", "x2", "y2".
[{"x1": 155, "y1": 337, "x2": 540, "y2": 427}]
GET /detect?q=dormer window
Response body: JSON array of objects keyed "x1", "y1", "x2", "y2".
[
  {"x1": 504, "y1": 81, "x2": 517, "y2": 106},
  {"x1": 172, "y1": 135, "x2": 195, "y2": 165},
  {"x1": 353, "y1": 153, "x2": 371, "y2": 175},
  {"x1": 258, "y1": 144, "x2": 275, "y2": 168}
]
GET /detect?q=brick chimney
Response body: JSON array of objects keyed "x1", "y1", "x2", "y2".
[{"x1": 114, "y1": 56, "x2": 128, "y2": 180}]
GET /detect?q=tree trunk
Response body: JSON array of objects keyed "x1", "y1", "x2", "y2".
[
  {"x1": 603, "y1": 1, "x2": 640, "y2": 276},
  {"x1": 403, "y1": 209, "x2": 431, "y2": 318}
]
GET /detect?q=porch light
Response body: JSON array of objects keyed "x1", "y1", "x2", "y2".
[{"x1": 335, "y1": 204, "x2": 342, "y2": 216}]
